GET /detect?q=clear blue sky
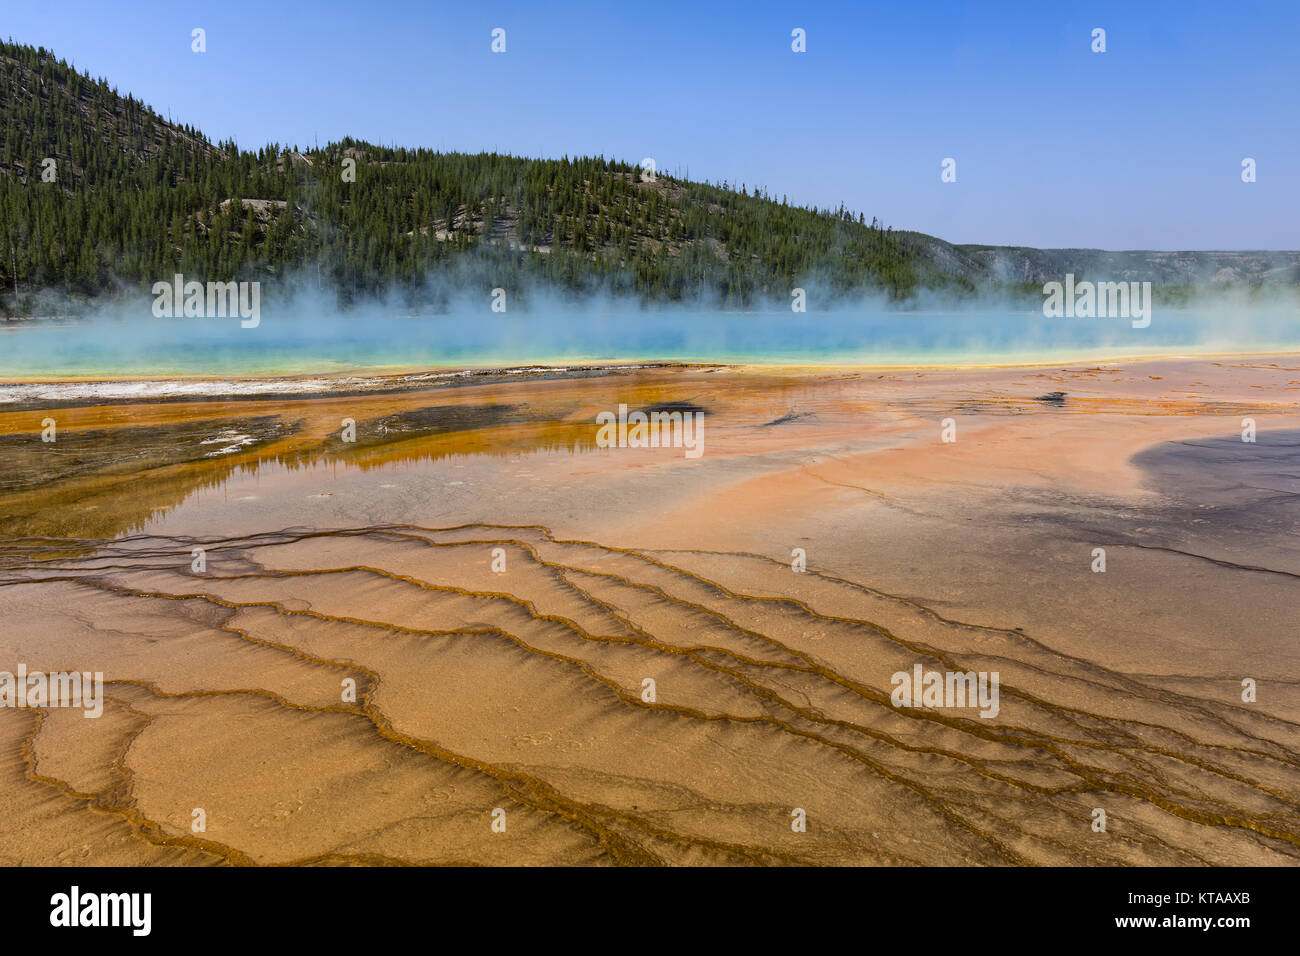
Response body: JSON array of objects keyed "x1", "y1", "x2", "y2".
[{"x1": 7, "y1": 0, "x2": 1297, "y2": 249}]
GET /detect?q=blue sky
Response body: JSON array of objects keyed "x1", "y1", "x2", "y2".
[{"x1": 6, "y1": 0, "x2": 1297, "y2": 249}]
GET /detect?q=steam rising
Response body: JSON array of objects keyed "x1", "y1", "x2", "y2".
[{"x1": 2, "y1": 265, "x2": 1298, "y2": 381}]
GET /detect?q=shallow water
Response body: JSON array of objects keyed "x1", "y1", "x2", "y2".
[
  {"x1": 2, "y1": 361, "x2": 1298, "y2": 865},
  {"x1": 3, "y1": 303, "x2": 1298, "y2": 377}
]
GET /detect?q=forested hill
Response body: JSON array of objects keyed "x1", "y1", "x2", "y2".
[
  {"x1": 0, "y1": 39, "x2": 949, "y2": 310},
  {"x1": 2, "y1": 39, "x2": 1296, "y2": 316}
]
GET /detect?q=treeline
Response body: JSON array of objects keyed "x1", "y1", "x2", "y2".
[{"x1": 0, "y1": 38, "x2": 958, "y2": 313}]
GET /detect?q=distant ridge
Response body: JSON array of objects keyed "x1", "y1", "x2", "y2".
[{"x1": 2, "y1": 38, "x2": 1295, "y2": 316}]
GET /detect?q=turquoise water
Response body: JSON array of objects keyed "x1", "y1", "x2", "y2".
[{"x1": 2, "y1": 304, "x2": 1298, "y2": 377}]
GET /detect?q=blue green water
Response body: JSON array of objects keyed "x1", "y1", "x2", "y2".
[{"x1": 2, "y1": 303, "x2": 1298, "y2": 377}]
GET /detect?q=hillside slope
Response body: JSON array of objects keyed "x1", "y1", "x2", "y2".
[
  {"x1": 2, "y1": 39, "x2": 1295, "y2": 316},
  {"x1": 0, "y1": 40, "x2": 948, "y2": 310}
]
